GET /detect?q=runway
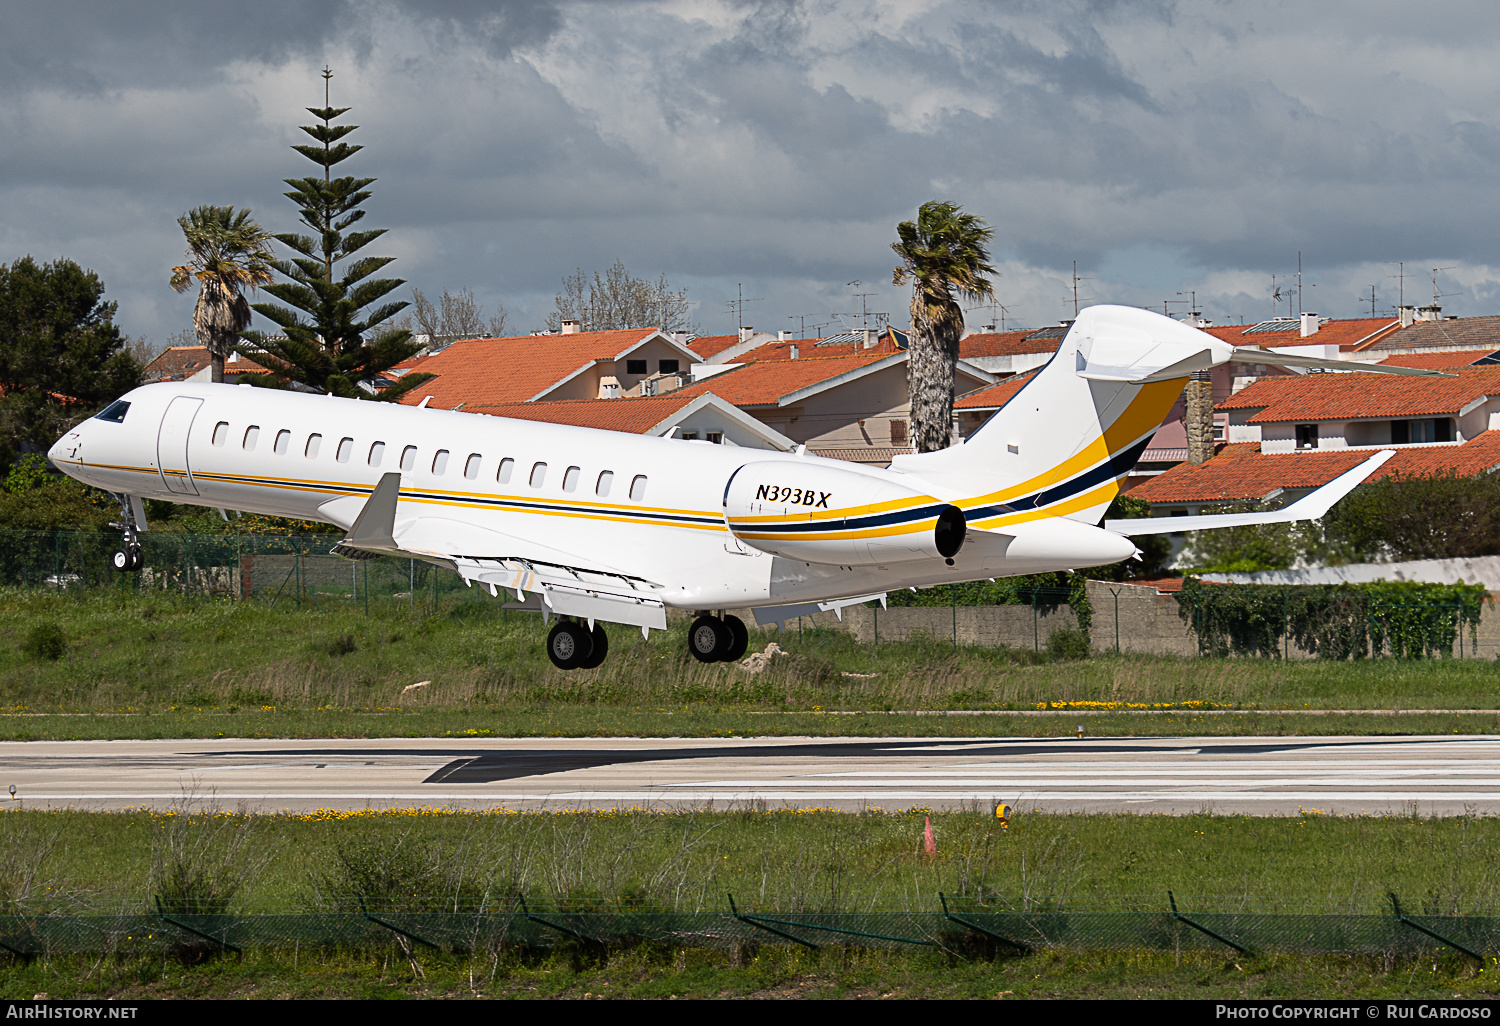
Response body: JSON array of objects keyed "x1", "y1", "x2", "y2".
[{"x1": 5, "y1": 734, "x2": 1500, "y2": 815}]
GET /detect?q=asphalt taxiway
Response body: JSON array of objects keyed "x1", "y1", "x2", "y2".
[{"x1": 3, "y1": 734, "x2": 1499, "y2": 815}]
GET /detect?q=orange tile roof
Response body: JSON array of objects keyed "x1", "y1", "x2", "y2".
[
  {"x1": 674, "y1": 352, "x2": 899, "y2": 406},
  {"x1": 955, "y1": 371, "x2": 1036, "y2": 410},
  {"x1": 1217, "y1": 365, "x2": 1500, "y2": 423},
  {"x1": 737, "y1": 336, "x2": 903, "y2": 361},
  {"x1": 1132, "y1": 433, "x2": 1500, "y2": 504},
  {"x1": 686, "y1": 334, "x2": 743, "y2": 359},
  {"x1": 1378, "y1": 351, "x2": 1492, "y2": 370},
  {"x1": 392, "y1": 328, "x2": 664, "y2": 408},
  {"x1": 1198, "y1": 317, "x2": 1404, "y2": 351},
  {"x1": 959, "y1": 330, "x2": 1062, "y2": 358},
  {"x1": 1361, "y1": 314, "x2": 1500, "y2": 351},
  {"x1": 459, "y1": 395, "x2": 697, "y2": 434},
  {"x1": 144, "y1": 345, "x2": 272, "y2": 379}
]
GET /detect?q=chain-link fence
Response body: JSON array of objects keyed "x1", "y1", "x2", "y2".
[{"x1": 3, "y1": 895, "x2": 1497, "y2": 959}]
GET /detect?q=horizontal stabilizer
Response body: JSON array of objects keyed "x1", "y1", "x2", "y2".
[
  {"x1": 1104, "y1": 450, "x2": 1396, "y2": 536},
  {"x1": 1229, "y1": 347, "x2": 1453, "y2": 377}
]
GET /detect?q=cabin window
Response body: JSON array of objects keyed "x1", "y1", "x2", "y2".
[
  {"x1": 629, "y1": 474, "x2": 647, "y2": 501},
  {"x1": 305, "y1": 434, "x2": 322, "y2": 459},
  {"x1": 95, "y1": 400, "x2": 130, "y2": 423},
  {"x1": 368, "y1": 441, "x2": 385, "y2": 467},
  {"x1": 431, "y1": 450, "x2": 449, "y2": 475},
  {"x1": 464, "y1": 454, "x2": 481, "y2": 480},
  {"x1": 596, "y1": 470, "x2": 613, "y2": 497},
  {"x1": 659, "y1": 359, "x2": 679, "y2": 374},
  {"x1": 529, "y1": 462, "x2": 547, "y2": 487},
  {"x1": 563, "y1": 466, "x2": 581, "y2": 492},
  {"x1": 626, "y1": 359, "x2": 647, "y2": 374},
  {"x1": 211, "y1": 422, "x2": 229, "y2": 447},
  {"x1": 243, "y1": 426, "x2": 260, "y2": 451},
  {"x1": 336, "y1": 437, "x2": 353, "y2": 463},
  {"x1": 497, "y1": 458, "x2": 514, "y2": 484},
  {"x1": 400, "y1": 445, "x2": 417, "y2": 471},
  {"x1": 274, "y1": 430, "x2": 290, "y2": 455}
]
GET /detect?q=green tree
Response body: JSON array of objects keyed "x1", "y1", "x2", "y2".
[
  {"x1": 1324, "y1": 472, "x2": 1500, "y2": 561},
  {"x1": 170, "y1": 205, "x2": 275, "y2": 383},
  {"x1": 0, "y1": 256, "x2": 141, "y2": 469},
  {"x1": 238, "y1": 69, "x2": 432, "y2": 401},
  {"x1": 891, "y1": 201, "x2": 996, "y2": 452}
]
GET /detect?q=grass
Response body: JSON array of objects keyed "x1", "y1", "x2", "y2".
[
  {"x1": 0, "y1": 586, "x2": 1498, "y2": 741},
  {"x1": 9, "y1": 806, "x2": 1500, "y2": 999}
]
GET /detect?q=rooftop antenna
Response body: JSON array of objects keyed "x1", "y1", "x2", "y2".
[
  {"x1": 1271, "y1": 274, "x2": 1286, "y2": 318},
  {"x1": 1360, "y1": 285, "x2": 1377, "y2": 317},
  {"x1": 832, "y1": 280, "x2": 887, "y2": 330},
  {"x1": 1068, "y1": 261, "x2": 1093, "y2": 317},
  {"x1": 1162, "y1": 297, "x2": 1188, "y2": 318},
  {"x1": 1295, "y1": 251, "x2": 1316, "y2": 317},
  {"x1": 725, "y1": 283, "x2": 762, "y2": 334},
  {"x1": 1385, "y1": 260, "x2": 1406, "y2": 309},
  {"x1": 967, "y1": 295, "x2": 1010, "y2": 332},
  {"x1": 1431, "y1": 266, "x2": 1461, "y2": 306}
]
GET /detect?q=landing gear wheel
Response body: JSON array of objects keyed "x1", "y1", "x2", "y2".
[
  {"x1": 687, "y1": 615, "x2": 728, "y2": 663},
  {"x1": 113, "y1": 548, "x2": 142, "y2": 573},
  {"x1": 721, "y1": 615, "x2": 749, "y2": 662},
  {"x1": 546, "y1": 620, "x2": 593, "y2": 670},
  {"x1": 577, "y1": 623, "x2": 610, "y2": 669}
]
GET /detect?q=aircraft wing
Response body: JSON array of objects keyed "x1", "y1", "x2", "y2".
[
  {"x1": 1104, "y1": 449, "x2": 1395, "y2": 536},
  {"x1": 324, "y1": 472, "x2": 668, "y2": 630}
]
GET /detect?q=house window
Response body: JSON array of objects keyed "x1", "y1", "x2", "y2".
[
  {"x1": 211, "y1": 422, "x2": 229, "y2": 447},
  {"x1": 626, "y1": 359, "x2": 648, "y2": 375},
  {"x1": 464, "y1": 454, "x2": 481, "y2": 480},
  {"x1": 890, "y1": 420, "x2": 908, "y2": 445},
  {"x1": 1295, "y1": 424, "x2": 1318, "y2": 449},
  {"x1": 680, "y1": 431, "x2": 699, "y2": 441},
  {"x1": 400, "y1": 445, "x2": 417, "y2": 471},
  {"x1": 336, "y1": 437, "x2": 353, "y2": 463},
  {"x1": 706, "y1": 431, "x2": 723, "y2": 444},
  {"x1": 431, "y1": 450, "x2": 449, "y2": 475},
  {"x1": 530, "y1": 462, "x2": 547, "y2": 487},
  {"x1": 243, "y1": 426, "x2": 259, "y2": 451},
  {"x1": 629, "y1": 474, "x2": 647, "y2": 501},
  {"x1": 304, "y1": 434, "x2": 322, "y2": 458},
  {"x1": 497, "y1": 458, "x2": 514, "y2": 484},
  {"x1": 274, "y1": 429, "x2": 290, "y2": 455},
  {"x1": 368, "y1": 441, "x2": 385, "y2": 467},
  {"x1": 1398, "y1": 418, "x2": 1455, "y2": 443},
  {"x1": 563, "y1": 466, "x2": 581, "y2": 492},
  {"x1": 596, "y1": 470, "x2": 613, "y2": 497},
  {"x1": 659, "y1": 359, "x2": 679, "y2": 374}
]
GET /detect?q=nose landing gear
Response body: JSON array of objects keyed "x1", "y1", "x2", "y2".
[
  {"x1": 687, "y1": 613, "x2": 749, "y2": 663},
  {"x1": 109, "y1": 493, "x2": 144, "y2": 573}
]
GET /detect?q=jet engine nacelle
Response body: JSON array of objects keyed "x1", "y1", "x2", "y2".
[{"x1": 723, "y1": 461, "x2": 965, "y2": 566}]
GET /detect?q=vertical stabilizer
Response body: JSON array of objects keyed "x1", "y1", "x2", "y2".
[{"x1": 892, "y1": 306, "x2": 1228, "y2": 527}]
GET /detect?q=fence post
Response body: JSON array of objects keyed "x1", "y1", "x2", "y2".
[
  {"x1": 1032, "y1": 589, "x2": 1039, "y2": 652},
  {"x1": 951, "y1": 585, "x2": 957, "y2": 650},
  {"x1": 1284, "y1": 588, "x2": 1289, "y2": 661},
  {"x1": 1112, "y1": 587, "x2": 1121, "y2": 654}
]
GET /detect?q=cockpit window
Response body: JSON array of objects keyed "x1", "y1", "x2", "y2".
[{"x1": 95, "y1": 400, "x2": 130, "y2": 423}]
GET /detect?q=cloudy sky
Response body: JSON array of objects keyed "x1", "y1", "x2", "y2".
[{"x1": 5, "y1": 0, "x2": 1500, "y2": 347}]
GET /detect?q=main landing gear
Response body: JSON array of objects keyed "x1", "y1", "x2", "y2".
[
  {"x1": 109, "y1": 493, "x2": 143, "y2": 573},
  {"x1": 545, "y1": 619, "x2": 610, "y2": 671},
  {"x1": 687, "y1": 613, "x2": 749, "y2": 664}
]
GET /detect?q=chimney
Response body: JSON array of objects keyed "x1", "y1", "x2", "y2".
[
  {"x1": 1185, "y1": 371, "x2": 1215, "y2": 466},
  {"x1": 739, "y1": 325, "x2": 755, "y2": 343},
  {"x1": 560, "y1": 319, "x2": 582, "y2": 335},
  {"x1": 789, "y1": 344, "x2": 799, "y2": 360},
  {"x1": 778, "y1": 330, "x2": 791, "y2": 341},
  {"x1": 1300, "y1": 312, "x2": 1320, "y2": 337},
  {"x1": 1417, "y1": 305, "x2": 1442, "y2": 322},
  {"x1": 1399, "y1": 305, "x2": 1416, "y2": 327},
  {"x1": 861, "y1": 329, "x2": 875, "y2": 348}
]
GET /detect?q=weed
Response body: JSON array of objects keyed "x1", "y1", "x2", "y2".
[
  {"x1": 21, "y1": 621, "x2": 67, "y2": 661},
  {"x1": 1046, "y1": 626, "x2": 1091, "y2": 661}
]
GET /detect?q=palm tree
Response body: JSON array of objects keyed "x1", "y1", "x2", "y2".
[
  {"x1": 891, "y1": 201, "x2": 996, "y2": 452},
  {"x1": 170, "y1": 206, "x2": 275, "y2": 383}
]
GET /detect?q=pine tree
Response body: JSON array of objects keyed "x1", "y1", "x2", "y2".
[{"x1": 238, "y1": 68, "x2": 432, "y2": 401}]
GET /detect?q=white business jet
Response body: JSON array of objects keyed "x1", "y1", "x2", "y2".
[{"x1": 48, "y1": 306, "x2": 1429, "y2": 669}]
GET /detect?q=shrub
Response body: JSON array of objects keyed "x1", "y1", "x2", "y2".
[
  {"x1": 323, "y1": 634, "x2": 357, "y2": 657},
  {"x1": 1046, "y1": 625, "x2": 1091, "y2": 660},
  {"x1": 22, "y1": 621, "x2": 67, "y2": 661}
]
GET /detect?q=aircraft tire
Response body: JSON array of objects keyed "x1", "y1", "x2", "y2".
[
  {"x1": 127, "y1": 548, "x2": 143, "y2": 572},
  {"x1": 721, "y1": 615, "x2": 749, "y2": 662},
  {"x1": 546, "y1": 620, "x2": 593, "y2": 670},
  {"x1": 687, "y1": 615, "x2": 727, "y2": 663},
  {"x1": 577, "y1": 623, "x2": 609, "y2": 669},
  {"x1": 113, "y1": 549, "x2": 143, "y2": 573}
]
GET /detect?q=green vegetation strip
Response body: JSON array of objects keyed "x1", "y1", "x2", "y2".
[{"x1": 1, "y1": 589, "x2": 1498, "y2": 740}]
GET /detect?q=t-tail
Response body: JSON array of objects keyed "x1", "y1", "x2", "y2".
[{"x1": 891, "y1": 305, "x2": 1215, "y2": 529}]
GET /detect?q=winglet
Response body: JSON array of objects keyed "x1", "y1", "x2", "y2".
[{"x1": 332, "y1": 472, "x2": 402, "y2": 556}]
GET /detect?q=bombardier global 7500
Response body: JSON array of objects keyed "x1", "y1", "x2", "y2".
[{"x1": 48, "y1": 306, "x2": 1427, "y2": 669}]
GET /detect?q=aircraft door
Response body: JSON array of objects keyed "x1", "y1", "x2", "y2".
[{"x1": 157, "y1": 396, "x2": 203, "y2": 495}]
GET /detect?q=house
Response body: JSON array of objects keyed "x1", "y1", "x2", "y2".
[
  {"x1": 142, "y1": 346, "x2": 271, "y2": 383},
  {"x1": 456, "y1": 393, "x2": 794, "y2": 451}
]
